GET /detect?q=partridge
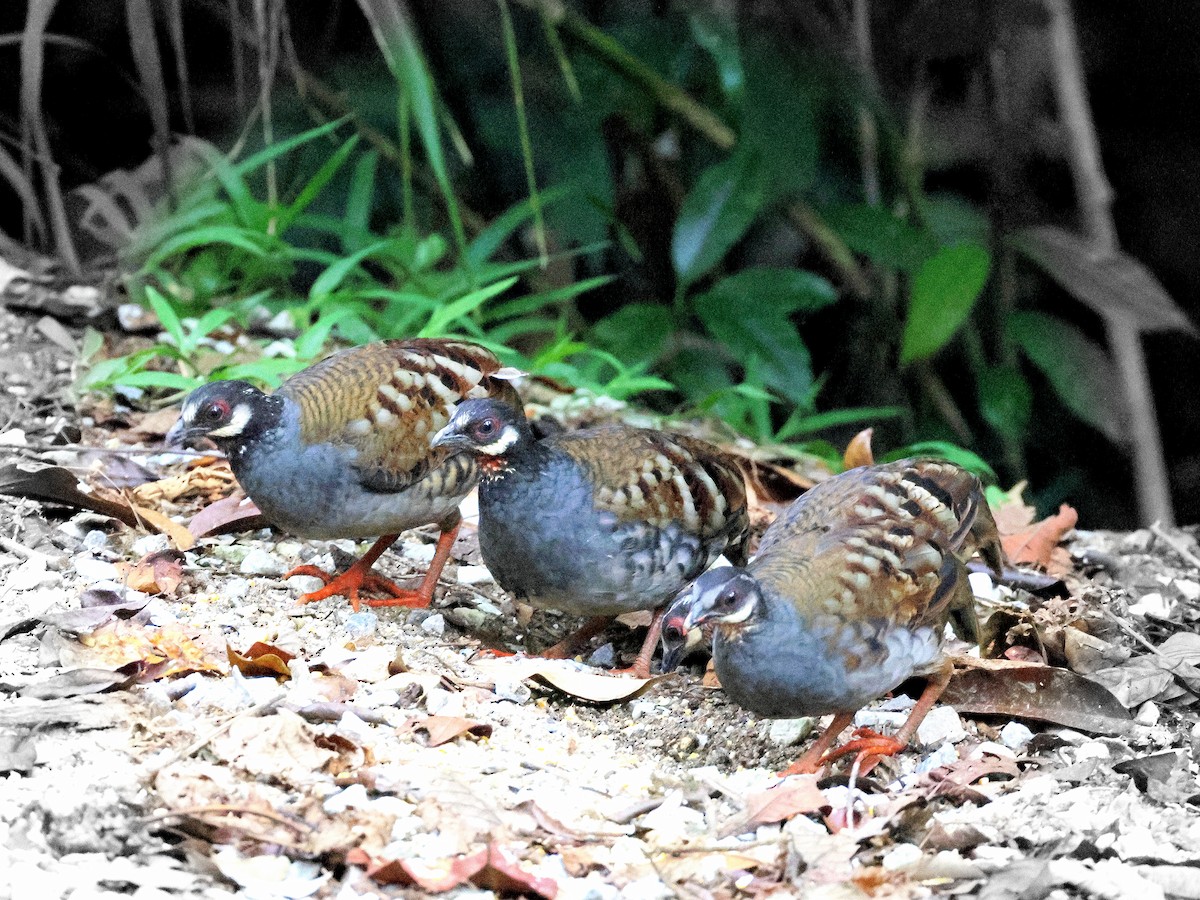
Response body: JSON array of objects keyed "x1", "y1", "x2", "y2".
[
  {"x1": 167, "y1": 339, "x2": 520, "y2": 611},
  {"x1": 662, "y1": 458, "x2": 1004, "y2": 773},
  {"x1": 432, "y1": 398, "x2": 749, "y2": 677}
]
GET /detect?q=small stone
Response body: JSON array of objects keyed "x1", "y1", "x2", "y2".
[
  {"x1": 9, "y1": 558, "x2": 59, "y2": 591},
  {"x1": 1074, "y1": 739, "x2": 1111, "y2": 761},
  {"x1": 968, "y1": 571, "x2": 999, "y2": 602},
  {"x1": 586, "y1": 643, "x2": 616, "y2": 668},
  {"x1": 0, "y1": 428, "x2": 27, "y2": 446},
  {"x1": 72, "y1": 555, "x2": 120, "y2": 584},
  {"x1": 457, "y1": 564, "x2": 494, "y2": 585},
  {"x1": 82, "y1": 530, "x2": 110, "y2": 552},
  {"x1": 131, "y1": 533, "x2": 170, "y2": 556},
  {"x1": 768, "y1": 717, "x2": 815, "y2": 747},
  {"x1": 405, "y1": 543, "x2": 436, "y2": 565},
  {"x1": 494, "y1": 679, "x2": 531, "y2": 704},
  {"x1": 854, "y1": 709, "x2": 909, "y2": 730},
  {"x1": 916, "y1": 742, "x2": 960, "y2": 773},
  {"x1": 443, "y1": 607, "x2": 488, "y2": 632},
  {"x1": 222, "y1": 578, "x2": 251, "y2": 602},
  {"x1": 881, "y1": 843, "x2": 923, "y2": 871},
  {"x1": 1135, "y1": 700, "x2": 1161, "y2": 726},
  {"x1": 1174, "y1": 579, "x2": 1200, "y2": 601},
  {"x1": 969, "y1": 741, "x2": 1016, "y2": 759},
  {"x1": 999, "y1": 721, "x2": 1034, "y2": 751},
  {"x1": 419, "y1": 613, "x2": 445, "y2": 636},
  {"x1": 240, "y1": 548, "x2": 286, "y2": 577},
  {"x1": 287, "y1": 574, "x2": 326, "y2": 596},
  {"x1": 916, "y1": 706, "x2": 967, "y2": 746},
  {"x1": 1127, "y1": 592, "x2": 1172, "y2": 618},
  {"x1": 345, "y1": 612, "x2": 379, "y2": 642}
]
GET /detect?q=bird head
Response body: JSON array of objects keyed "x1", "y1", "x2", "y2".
[
  {"x1": 432, "y1": 397, "x2": 530, "y2": 457},
  {"x1": 166, "y1": 380, "x2": 274, "y2": 450},
  {"x1": 660, "y1": 566, "x2": 761, "y2": 671}
]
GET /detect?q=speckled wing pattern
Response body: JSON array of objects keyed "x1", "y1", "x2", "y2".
[
  {"x1": 751, "y1": 459, "x2": 1004, "y2": 638},
  {"x1": 278, "y1": 339, "x2": 520, "y2": 492},
  {"x1": 549, "y1": 426, "x2": 749, "y2": 556}
]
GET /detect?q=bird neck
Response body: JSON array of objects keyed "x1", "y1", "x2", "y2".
[{"x1": 219, "y1": 394, "x2": 288, "y2": 470}]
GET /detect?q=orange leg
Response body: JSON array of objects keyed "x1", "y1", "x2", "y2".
[
  {"x1": 779, "y1": 711, "x2": 856, "y2": 776},
  {"x1": 288, "y1": 533, "x2": 401, "y2": 612},
  {"x1": 607, "y1": 609, "x2": 665, "y2": 679},
  {"x1": 366, "y1": 521, "x2": 460, "y2": 610},
  {"x1": 816, "y1": 661, "x2": 956, "y2": 775}
]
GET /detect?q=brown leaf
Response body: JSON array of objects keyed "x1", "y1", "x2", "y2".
[
  {"x1": 720, "y1": 776, "x2": 827, "y2": 837},
  {"x1": 403, "y1": 716, "x2": 493, "y2": 747},
  {"x1": 187, "y1": 495, "x2": 269, "y2": 538},
  {"x1": 1000, "y1": 504, "x2": 1078, "y2": 573},
  {"x1": 842, "y1": 428, "x2": 875, "y2": 469},
  {"x1": 354, "y1": 844, "x2": 558, "y2": 897},
  {"x1": 942, "y1": 659, "x2": 1132, "y2": 734},
  {"x1": 131, "y1": 505, "x2": 196, "y2": 551},
  {"x1": 115, "y1": 550, "x2": 185, "y2": 595},
  {"x1": 81, "y1": 620, "x2": 224, "y2": 678},
  {"x1": 227, "y1": 642, "x2": 294, "y2": 681},
  {"x1": 0, "y1": 464, "x2": 143, "y2": 527},
  {"x1": 470, "y1": 656, "x2": 664, "y2": 704}
]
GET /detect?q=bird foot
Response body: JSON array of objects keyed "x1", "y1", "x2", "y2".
[
  {"x1": 286, "y1": 564, "x2": 424, "y2": 612},
  {"x1": 817, "y1": 728, "x2": 906, "y2": 774}
]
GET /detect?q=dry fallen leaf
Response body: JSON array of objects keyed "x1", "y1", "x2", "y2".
[
  {"x1": 11, "y1": 665, "x2": 140, "y2": 699},
  {"x1": 187, "y1": 494, "x2": 269, "y2": 538},
  {"x1": 348, "y1": 843, "x2": 558, "y2": 898},
  {"x1": 842, "y1": 428, "x2": 875, "y2": 469},
  {"x1": 115, "y1": 550, "x2": 185, "y2": 595},
  {"x1": 227, "y1": 642, "x2": 295, "y2": 681},
  {"x1": 1000, "y1": 504, "x2": 1078, "y2": 574},
  {"x1": 720, "y1": 775, "x2": 828, "y2": 837},
  {"x1": 80, "y1": 620, "x2": 224, "y2": 678},
  {"x1": 471, "y1": 656, "x2": 664, "y2": 704},
  {"x1": 402, "y1": 716, "x2": 493, "y2": 747},
  {"x1": 943, "y1": 657, "x2": 1132, "y2": 734}
]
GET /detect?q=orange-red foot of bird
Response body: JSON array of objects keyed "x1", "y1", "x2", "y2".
[
  {"x1": 288, "y1": 563, "x2": 422, "y2": 612},
  {"x1": 778, "y1": 710, "x2": 857, "y2": 777},
  {"x1": 539, "y1": 615, "x2": 612, "y2": 660},
  {"x1": 603, "y1": 609, "x2": 666, "y2": 679},
  {"x1": 817, "y1": 727, "x2": 906, "y2": 776}
]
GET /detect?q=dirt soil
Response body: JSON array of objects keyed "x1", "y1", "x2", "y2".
[{"x1": 1, "y1": 300, "x2": 1199, "y2": 900}]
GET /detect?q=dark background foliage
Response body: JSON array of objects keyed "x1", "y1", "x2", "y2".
[{"x1": 1, "y1": 0, "x2": 1196, "y2": 527}]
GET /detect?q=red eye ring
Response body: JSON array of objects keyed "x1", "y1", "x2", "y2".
[{"x1": 204, "y1": 400, "x2": 230, "y2": 421}]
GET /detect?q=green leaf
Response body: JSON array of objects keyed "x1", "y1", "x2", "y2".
[
  {"x1": 143, "y1": 225, "x2": 269, "y2": 270},
  {"x1": 881, "y1": 441, "x2": 997, "y2": 482},
  {"x1": 923, "y1": 193, "x2": 991, "y2": 247},
  {"x1": 823, "y1": 204, "x2": 936, "y2": 272},
  {"x1": 144, "y1": 287, "x2": 184, "y2": 348},
  {"x1": 1007, "y1": 310, "x2": 1127, "y2": 443},
  {"x1": 343, "y1": 149, "x2": 379, "y2": 252},
  {"x1": 419, "y1": 277, "x2": 518, "y2": 337},
  {"x1": 466, "y1": 184, "x2": 570, "y2": 269},
  {"x1": 480, "y1": 275, "x2": 613, "y2": 324},
  {"x1": 117, "y1": 370, "x2": 200, "y2": 390},
  {"x1": 307, "y1": 238, "x2": 396, "y2": 303},
  {"x1": 700, "y1": 267, "x2": 837, "y2": 315},
  {"x1": 900, "y1": 242, "x2": 991, "y2": 364},
  {"x1": 276, "y1": 134, "x2": 360, "y2": 233},
  {"x1": 689, "y1": 8, "x2": 743, "y2": 104},
  {"x1": 592, "y1": 303, "x2": 675, "y2": 365},
  {"x1": 977, "y1": 366, "x2": 1032, "y2": 445},
  {"x1": 672, "y1": 150, "x2": 766, "y2": 285},
  {"x1": 774, "y1": 405, "x2": 905, "y2": 442}
]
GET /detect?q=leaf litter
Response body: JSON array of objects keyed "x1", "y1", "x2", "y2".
[{"x1": 2, "y1": 310, "x2": 1200, "y2": 897}]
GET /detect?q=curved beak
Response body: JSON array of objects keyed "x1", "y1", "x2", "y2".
[
  {"x1": 165, "y1": 416, "x2": 197, "y2": 449},
  {"x1": 431, "y1": 421, "x2": 468, "y2": 452}
]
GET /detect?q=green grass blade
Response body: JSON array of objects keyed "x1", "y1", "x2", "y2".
[
  {"x1": 499, "y1": 0, "x2": 546, "y2": 266},
  {"x1": 276, "y1": 134, "x2": 361, "y2": 232},
  {"x1": 420, "y1": 277, "x2": 519, "y2": 337}
]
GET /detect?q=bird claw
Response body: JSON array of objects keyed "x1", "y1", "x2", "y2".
[
  {"x1": 286, "y1": 564, "x2": 421, "y2": 612},
  {"x1": 816, "y1": 727, "x2": 905, "y2": 774}
]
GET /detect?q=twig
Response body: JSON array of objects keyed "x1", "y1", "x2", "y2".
[
  {"x1": 851, "y1": 0, "x2": 880, "y2": 207},
  {"x1": 1044, "y1": 0, "x2": 1173, "y2": 525},
  {"x1": 144, "y1": 691, "x2": 285, "y2": 774},
  {"x1": 141, "y1": 804, "x2": 313, "y2": 835},
  {"x1": 1099, "y1": 607, "x2": 1197, "y2": 682},
  {"x1": 0, "y1": 534, "x2": 56, "y2": 566},
  {"x1": 1148, "y1": 522, "x2": 1200, "y2": 569}
]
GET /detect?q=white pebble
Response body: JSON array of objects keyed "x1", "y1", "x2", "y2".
[
  {"x1": 916, "y1": 742, "x2": 960, "y2": 773},
  {"x1": 969, "y1": 741, "x2": 1016, "y2": 759},
  {"x1": 457, "y1": 564, "x2": 494, "y2": 585},
  {"x1": 999, "y1": 721, "x2": 1034, "y2": 751},
  {"x1": 768, "y1": 717, "x2": 814, "y2": 747},
  {"x1": 131, "y1": 534, "x2": 170, "y2": 556},
  {"x1": 9, "y1": 558, "x2": 60, "y2": 591},
  {"x1": 494, "y1": 679, "x2": 531, "y2": 704},
  {"x1": 1135, "y1": 701, "x2": 1161, "y2": 726},
  {"x1": 287, "y1": 574, "x2": 326, "y2": 595},
  {"x1": 1127, "y1": 592, "x2": 1173, "y2": 618},
  {"x1": 239, "y1": 548, "x2": 286, "y2": 576},
  {"x1": 419, "y1": 613, "x2": 445, "y2": 636},
  {"x1": 968, "y1": 570, "x2": 999, "y2": 602},
  {"x1": 916, "y1": 706, "x2": 967, "y2": 746},
  {"x1": 72, "y1": 554, "x2": 119, "y2": 584},
  {"x1": 1174, "y1": 579, "x2": 1200, "y2": 601},
  {"x1": 222, "y1": 577, "x2": 251, "y2": 602},
  {"x1": 882, "y1": 843, "x2": 923, "y2": 871},
  {"x1": 0, "y1": 428, "x2": 27, "y2": 446}
]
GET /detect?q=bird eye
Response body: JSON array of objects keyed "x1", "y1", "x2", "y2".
[
  {"x1": 203, "y1": 400, "x2": 229, "y2": 422},
  {"x1": 472, "y1": 417, "x2": 497, "y2": 439},
  {"x1": 718, "y1": 589, "x2": 740, "y2": 609}
]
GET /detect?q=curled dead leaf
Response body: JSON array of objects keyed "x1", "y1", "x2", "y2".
[
  {"x1": 350, "y1": 843, "x2": 557, "y2": 897},
  {"x1": 842, "y1": 428, "x2": 875, "y2": 469},
  {"x1": 1000, "y1": 504, "x2": 1078, "y2": 575},
  {"x1": 187, "y1": 494, "x2": 269, "y2": 538},
  {"x1": 227, "y1": 642, "x2": 295, "y2": 681},
  {"x1": 719, "y1": 775, "x2": 828, "y2": 838},
  {"x1": 402, "y1": 715, "x2": 493, "y2": 747},
  {"x1": 115, "y1": 549, "x2": 185, "y2": 595}
]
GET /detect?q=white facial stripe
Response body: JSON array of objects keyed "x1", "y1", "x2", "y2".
[
  {"x1": 475, "y1": 424, "x2": 520, "y2": 455},
  {"x1": 207, "y1": 403, "x2": 252, "y2": 437}
]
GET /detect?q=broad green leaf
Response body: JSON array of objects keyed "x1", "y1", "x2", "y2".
[
  {"x1": 1007, "y1": 310, "x2": 1127, "y2": 444},
  {"x1": 923, "y1": 193, "x2": 991, "y2": 247},
  {"x1": 117, "y1": 370, "x2": 200, "y2": 390},
  {"x1": 823, "y1": 204, "x2": 936, "y2": 272},
  {"x1": 689, "y1": 9, "x2": 743, "y2": 104},
  {"x1": 342, "y1": 149, "x2": 379, "y2": 252},
  {"x1": 145, "y1": 287, "x2": 184, "y2": 348},
  {"x1": 900, "y1": 242, "x2": 991, "y2": 364},
  {"x1": 592, "y1": 303, "x2": 675, "y2": 365},
  {"x1": 672, "y1": 150, "x2": 765, "y2": 285},
  {"x1": 694, "y1": 297, "x2": 812, "y2": 402},
  {"x1": 699, "y1": 267, "x2": 837, "y2": 315}
]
